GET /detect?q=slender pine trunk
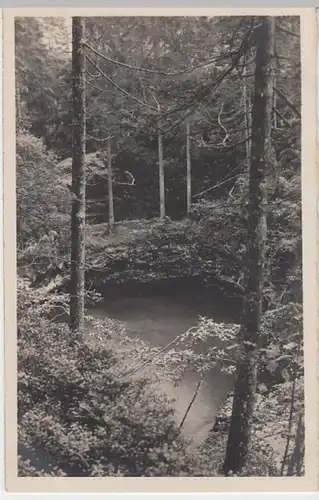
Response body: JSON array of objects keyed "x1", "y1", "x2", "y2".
[
  {"x1": 281, "y1": 332, "x2": 302, "y2": 475},
  {"x1": 16, "y1": 85, "x2": 21, "y2": 129},
  {"x1": 70, "y1": 17, "x2": 86, "y2": 335},
  {"x1": 107, "y1": 135, "x2": 115, "y2": 231},
  {"x1": 247, "y1": 90, "x2": 253, "y2": 170},
  {"x1": 243, "y1": 65, "x2": 251, "y2": 171},
  {"x1": 152, "y1": 35, "x2": 165, "y2": 219},
  {"x1": 223, "y1": 17, "x2": 275, "y2": 475},
  {"x1": 186, "y1": 118, "x2": 192, "y2": 213},
  {"x1": 273, "y1": 74, "x2": 277, "y2": 129},
  {"x1": 158, "y1": 117, "x2": 165, "y2": 218},
  {"x1": 286, "y1": 413, "x2": 305, "y2": 476},
  {"x1": 273, "y1": 30, "x2": 277, "y2": 129}
]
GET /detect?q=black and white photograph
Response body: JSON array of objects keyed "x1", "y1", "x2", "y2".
[{"x1": 3, "y1": 8, "x2": 318, "y2": 489}]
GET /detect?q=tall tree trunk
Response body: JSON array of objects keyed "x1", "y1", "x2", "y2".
[
  {"x1": 243, "y1": 65, "x2": 251, "y2": 171},
  {"x1": 107, "y1": 135, "x2": 115, "y2": 231},
  {"x1": 280, "y1": 332, "x2": 302, "y2": 475},
  {"x1": 70, "y1": 17, "x2": 86, "y2": 335},
  {"x1": 273, "y1": 28, "x2": 277, "y2": 129},
  {"x1": 152, "y1": 35, "x2": 165, "y2": 219},
  {"x1": 247, "y1": 96, "x2": 253, "y2": 170},
  {"x1": 158, "y1": 117, "x2": 165, "y2": 218},
  {"x1": 186, "y1": 117, "x2": 192, "y2": 213},
  {"x1": 273, "y1": 74, "x2": 277, "y2": 129},
  {"x1": 16, "y1": 85, "x2": 21, "y2": 129},
  {"x1": 223, "y1": 17, "x2": 275, "y2": 475},
  {"x1": 286, "y1": 413, "x2": 305, "y2": 476}
]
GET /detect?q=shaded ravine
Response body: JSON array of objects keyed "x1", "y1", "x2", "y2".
[{"x1": 88, "y1": 287, "x2": 239, "y2": 443}]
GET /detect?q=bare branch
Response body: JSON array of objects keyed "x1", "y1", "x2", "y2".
[
  {"x1": 84, "y1": 41, "x2": 232, "y2": 77},
  {"x1": 86, "y1": 133, "x2": 112, "y2": 143},
  {"x1": 193, "y1": 172, "x2": 242, "y2": 199},
  {"x1": 84, "y1": 159, "x2": 136, "y2": 187},
  {"x1": 85, "y1": 68, "x2": 102, "y2": 79},
  {"x1": 179, "y1": 374, "x2": 204, "y2": 429},
  {"x1": 217, "y1": 103, "x2": 230, "y2": 146},
  {"x1": 273, "y1": 107, "x2": 292, "y2": 127},
  {"x1": 86, "y1": 79, "x2": 104, "y2": 93},
  {"x1": 85, "y1": 42, "x2": 179, "y2": 76},
  {"x1": 149, "y1": 90, "x2": 161, "y2": 111},
  {"x1": 214, "y1": 133, "x2": 253, "y2": 151},
  {"x1": 123, "y1": 170, "x2": 135, "y2": 186},
  {"x1": 112, "y1": 171, "x2": 136, "y2": 186},
  {"x1": 85, "y1": 54, "x2": 158, "y2": 112},
  {"x1": 228, "y1": 184, "x2": 236, "y2": 201},
  {"x1": 274, "y1": 86, "x2": 301, "y2": 118},
  {"x1": 123, "y1": 327, "x2": 197, "y2": 379},
  {"x1": 159, "y1": 19, "x2": 255, "y2": 122},
  {"x1": 276, "y1": 24, "x2": 300, "y2": 38}
]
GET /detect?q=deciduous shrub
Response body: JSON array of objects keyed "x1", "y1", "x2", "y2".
[
  {"x1": 18, "y1": 278, "x2": 208, "y2": 477},
  {"x1": 16, "y1": 132, "x2": 70, "y2": 248}
]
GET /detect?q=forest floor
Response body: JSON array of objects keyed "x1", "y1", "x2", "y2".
[
  {"x1": 86, "y1": 218, "x2": 179, "y2": 247},
  {"x1": 87, "y1": 221, "x2": 149, "y2": 247}
]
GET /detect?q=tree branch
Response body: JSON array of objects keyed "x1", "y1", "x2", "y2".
[
  {"x1": 159, "y1": 19, "x2": 255, "y2": 122},
  {"x1": 179, "y1": 374, "x2": 204, "y2": 429},
  {"x1": 85, "y1": 41, "x2": 233, "y2": 77},
  {"x1": 85, "y1": 68, "x2": 102, "y2": 79},
  {"x1": 217, "y1": 103, "x2": 230, "y2": 146},
  {"x1": 192, "y1": 159, "x2": 246, "y2": 199},
  {"x1": 274, "y1": 86, "x2": 301, "y2": 118},
  {"x1": 85, "y1": 54, "x2": 158, "y2": 112},
  {"x1": 123, "y1": 327, "x2": 197, "y2": 379},
  {"x1": 86, "y1": 133, "x2": 111, "y2": 142},
  {"x1": 122, "y1": 170, "x2": 135, "y2": 186},
  {"x1": 210, "y1": 133, "x2": 253, "y2": 152},
  {"x1": 273, "y1": 107, "x2": 292, "y2": 127},
  {"x1": 85, "y1": 79, "x2": 104, "y2": 93},
  {"x1": 276, "y1": 24, "x2": 300, "y2": 38},
  {"x1": 85, "y1": 160, "x2": 136, "y2": 187}
]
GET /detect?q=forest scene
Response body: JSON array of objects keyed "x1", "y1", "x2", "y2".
[{"x1": 16, "y1": 15, "x2": 305, "y2": 477}]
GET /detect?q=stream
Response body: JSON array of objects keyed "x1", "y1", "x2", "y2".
[{"x1": 87, "y1": 284, "x2": 241, "y2": 442}]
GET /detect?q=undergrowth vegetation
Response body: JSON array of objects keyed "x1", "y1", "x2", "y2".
[
  {"x1": 18, "y1": 276, "x2": 304, "y2": 477},
  {"x1": 16, "y1": 129, "x2": 304, "y2": 477}
]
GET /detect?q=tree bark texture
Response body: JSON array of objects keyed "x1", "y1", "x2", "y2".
[
  {"x1": 158, "y1": 118, "x2": 166, "y2": 218},
  {"x1": 243, "y1": 65, "x2": 252, "y2": 172},
  {"x1": 16, "y1": 84, "x2": 21, "y2": 128},
  {"x1": 186, "y1": 118, "x2": 192, "y2": 213},
  {"x1": 273, "y1": 29, "x2": 278, "y2": 129},
  {"x1": 223, "y1": 17, "x2": 275, "y2": 475},
  {"x1": 70, "y1": 17, "x2": 86, "y2": 334},
  {"x1": 107, "y1": 135, "x2": 115, "y2": 230},
  {"x1": 287, "y1": 413, "x2": 305, "y2": 476}
]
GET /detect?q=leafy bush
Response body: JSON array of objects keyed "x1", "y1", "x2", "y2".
[
  {"x1": 18, "y1": 278, "x2": 209, "y2": 477},
  {"x1": 16, "y1": 132, "x2": 71, "y2": 285},
  {"x1": 207, "y1": 302, "x2": 304, "y2": 476},
  {"x1": 16, "y1": 132, "x2": 71, "y2": 247},
  {"x1": 17, "y1": 271, "x2": 304, "y2": 478}
]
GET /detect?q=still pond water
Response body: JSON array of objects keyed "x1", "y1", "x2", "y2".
[{"x1": 88, "y1": 286, "x2": 240, "y2": 442}]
